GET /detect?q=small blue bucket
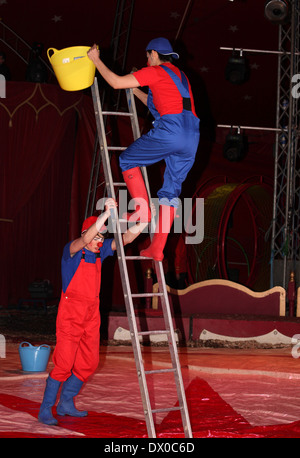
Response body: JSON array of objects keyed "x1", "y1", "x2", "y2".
[{"x1": 19, "y1": 341, "x2": 51, "y2": 372}]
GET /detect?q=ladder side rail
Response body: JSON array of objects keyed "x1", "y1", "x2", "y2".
[
  {"x1": 84, "y1": 135, "x2": 100, "y2": 219},
  {"x1": 85, "y1": 100, "x2": 116, "y2": 217},
  {"x1": 114, "y1": 250, "x2": 157, "y2": 438},
  {"x1": 125, "y1": 89, "x2": 151, "y2": 191},
  {"x1": 125, "y1": 88, "x2": 141, "y2": 139},
  {"x1": 154, "y1": 261, "x2": 193, "y2": 438},
  {"x1": 91, "y1": 80, "x2": 117, "y2": 202},
  {"x1": 125, "y1": 88, "x2": 156, "y2": 233},
  {"x1": 91, "y1": 78, "x2": 157, "y2": 437},
  {"x1": 126, "y1": 87, "x2": 193, "y2": 437}
]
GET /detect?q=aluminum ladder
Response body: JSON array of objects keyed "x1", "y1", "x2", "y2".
[{"x1": 91, "y1": 77, "x2": 193, "y2": 438}]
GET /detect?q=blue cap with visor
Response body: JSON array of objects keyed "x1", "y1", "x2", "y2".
[{"x1": 146, "y1": 37, "x2": 179, "y2": 59}]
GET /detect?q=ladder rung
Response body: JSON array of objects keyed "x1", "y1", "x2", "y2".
[
  {"x1": 138, "y1": 330, "x2": 170, "y2": 336},
  {"x1": 145, "y1": 368, "x2": 175, "y2": 375},
  {"x1": 102, "y1": 111, "x2": 133, "y2": 117},
  {"x1": 107, "y1": 146, "x2": 126, "y2": 151},
  {"x1": 131, "y1": 293, "x2": 163, "y2": 298},
  {"x1": 151, "y1": 406, "x2": 182, "y2": 414},
  {"x1": 113, "y1": 182, "x2": 127, "y2": 186},
  {"x1": 124, "y1": 255, "x2": 152, "y2": 260}
]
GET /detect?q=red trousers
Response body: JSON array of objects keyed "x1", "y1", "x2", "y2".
[{"x1": 51, "y1": 255, "x2": 101, "y2": 383}]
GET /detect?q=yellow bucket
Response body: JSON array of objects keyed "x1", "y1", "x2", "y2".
[{"x1": 47, "y1": 46, "x2": 96, "y2": 91}]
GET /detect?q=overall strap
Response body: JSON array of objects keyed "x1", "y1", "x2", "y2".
[
  {"x1": 147, "y1": 88, "x2": 160, "y2": 120},
  {"x1": 81, "y1": 249, "x2": 100, "y2": 260},
  {"x1": 160, "y1": 65, "x2": 192, "y2": 111}
]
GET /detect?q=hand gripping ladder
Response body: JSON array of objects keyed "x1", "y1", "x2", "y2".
[{"x1": 91, "y1": 77, "x2": 193, "y2": 438}]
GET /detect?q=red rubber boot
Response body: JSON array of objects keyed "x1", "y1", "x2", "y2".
[
  {"x1": 122, "y1": 167, "x2": 151, "y2": 222},
  {"x1": 140, "y1": 205, "x2": 175, "y2": 261}
]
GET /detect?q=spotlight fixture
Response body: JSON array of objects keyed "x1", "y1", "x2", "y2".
[
  {"x1": 264, "y1": 0, "x2": 290, "y2": 24},
  {"x1": 223, "y1": 128, "x2": 248, "y2": 162},
  {"x1": 225, "y1": 51, "x2": 250, "y2": 85}
]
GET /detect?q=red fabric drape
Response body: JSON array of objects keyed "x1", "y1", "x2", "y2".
[{"x1": 0, "y1": 82, "x2": 92, "y2": 306}]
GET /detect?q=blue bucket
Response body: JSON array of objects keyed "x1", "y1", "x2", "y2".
[{"x1": 19, "y1": 341, "x2": 51, "y2": 372}]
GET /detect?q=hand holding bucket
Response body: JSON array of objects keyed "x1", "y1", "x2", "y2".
[
  {"x1": 47, "y1": 46, "x2": 96, "y2": 91},
  {"x1": 86, "y1": 44, "x2": 100, "y2": 65}
]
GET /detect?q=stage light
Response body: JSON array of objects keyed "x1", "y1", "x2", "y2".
[
  {"x1": 264, "y1": 0, "x2": 290, "y2": 24},
  {"x1": 225, "y1": 52, "x2": 249, "y2": 85},
  {"x1": 223, "y1": 128, "x2": 248, "y2": 162}
]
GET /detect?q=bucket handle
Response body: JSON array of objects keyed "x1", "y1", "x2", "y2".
[
  {"x1": 47, "y1": 48, "x2": 58, "y2": 61},
  {"x1": 19, "y1": 341, "x2": 33, "y2": 349},
  {"x1": 36, "y1": 344, "x2": 51, "y2": 351},
  {"x1": 19, "y1": 342, "x2": 50, "y2": 350}
]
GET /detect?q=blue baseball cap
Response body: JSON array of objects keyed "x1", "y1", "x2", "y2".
[{"x1": 146, "y1": 37, "x2": 179, "y2": 59}]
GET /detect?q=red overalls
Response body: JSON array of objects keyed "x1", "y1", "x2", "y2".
[{"x1": 51, "y1": 250, "x2": 101, "y2": 383}]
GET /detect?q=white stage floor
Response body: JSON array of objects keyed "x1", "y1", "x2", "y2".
[{"x1": 1, "y1": 343, "x2": 300, "y2": 438}]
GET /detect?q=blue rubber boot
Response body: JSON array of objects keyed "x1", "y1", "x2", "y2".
[
  {"x1": 38, "y1": 376, "x2": 61, "y2": 425},
  {"x1": 56, "y1": 373, "x2": 88, "y2": 417}
]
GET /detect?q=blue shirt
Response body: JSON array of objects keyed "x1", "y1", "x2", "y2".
[{"x1": 61, "y1": 239, "x2": 114, "y2": 293}]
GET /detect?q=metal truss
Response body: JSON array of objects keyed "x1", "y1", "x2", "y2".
[
  {"x1": 271, "y1": 0, "x2": 300, "y2": 289},
  {"x1": 0, "y1": 19, "x2": 54, "y2": 78}
]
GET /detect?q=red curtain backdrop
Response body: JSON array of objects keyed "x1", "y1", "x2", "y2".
[{"x1": 0, "y1": 82, "x2": 94, "y2": 306}]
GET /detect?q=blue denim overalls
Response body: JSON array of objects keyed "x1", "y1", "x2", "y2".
[{"x1": 119, "y1": 65, "x2": 200, "y2": 207}]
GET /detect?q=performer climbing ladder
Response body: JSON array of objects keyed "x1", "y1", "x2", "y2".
[{"x1": 87, "y1": 37, "x2": 200, "y2": 262}]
